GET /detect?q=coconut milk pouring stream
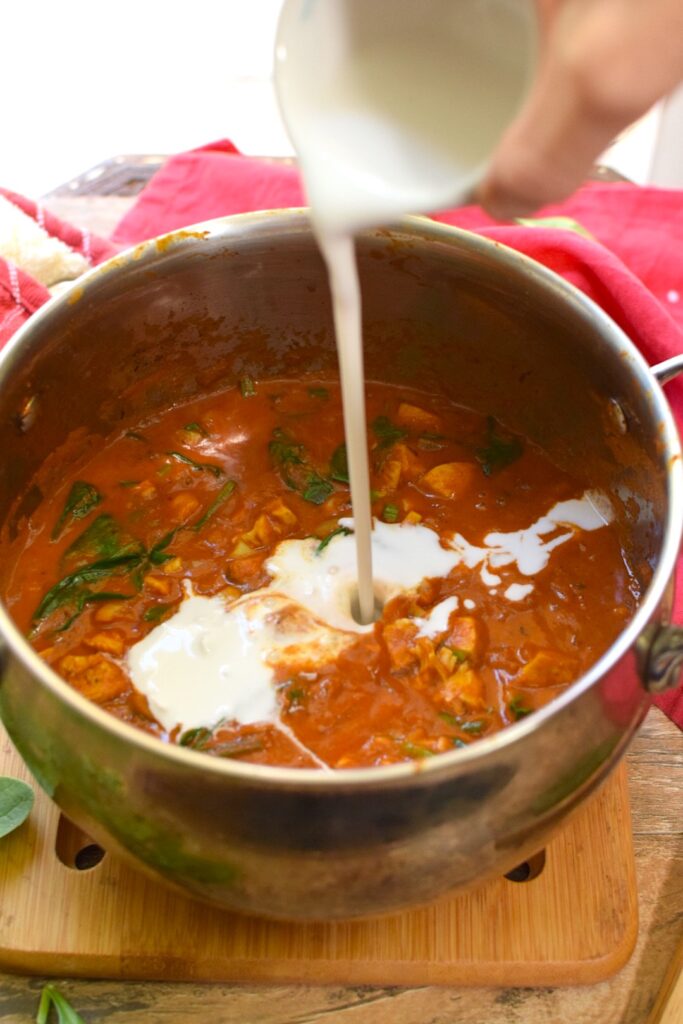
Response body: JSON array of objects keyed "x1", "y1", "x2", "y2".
[{"x1": 275, "y1": 0, "x2": 535, "y2": 622}]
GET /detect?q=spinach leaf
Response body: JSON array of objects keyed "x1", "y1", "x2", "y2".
[
  {"x1": 509, "y1": 696, "x2": 532, "y2": 720},
  {"x1": 401, "y1": 741, "x2": 434, "y2": 759},
  {"x1": 329, "y1": 443, "x2": 349, "y2": 484},
  {"x1": 148, "y1": 529, "x2": 179, "y2": 565},
  {"x1": 475, "y1": 417, "x2": 523, "y2": 476},
  {"x1": 239, "y1": 375, "x2": 256, "y2": 398},
  {"x1": 51, "y1": 482, "x2": 102, "y2": 540},
  {"x1": 382, "y1": 503, "x2": 399, "y2": 523},
  {"x1": 34, "y1": 558, "x2": 142, "y2": 622},
  {"x1": 315, "y1": 525, "x2": 351, "y2": 555},
  {"x1": 179, "y1": 727, "x2": 212, "y2": 750},
  {"x1": 372, "y1": 415, "x2": 407, "y2": 450},
  {"x1": 36, "y1": 984, "x2": 87, "y2": 1024},
  {"x1": 0, "y1": 777, "x2": 34, "y2": 838},
  {"x1": 143, "y1": 603, "x2": 174, "y2": 623},
  {"x1": 64, "y1": 515, "x2": 145, "y2": 570},
  {"x1": 308, "y1": 386, "x2": 329, "y2": 400},
  {"x1": 193, "y1": 480, "x2": 237, "y2": 532},
  {"x1": 269, "y1": 429, "x2": 333, "y2": 505},
  {"x1": 184, "y1": 421, "x2": 208, "y2": 436},
  {"x1": 166, "y1": 451, "x2": 223, "y2": 477},
  {"x1": 302, "y1": 473, "x2": 334, "y2": 505}
]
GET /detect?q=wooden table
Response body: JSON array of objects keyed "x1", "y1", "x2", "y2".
[{"x1": 0, "y1": 189, "x2": 680, "y2": 1024}]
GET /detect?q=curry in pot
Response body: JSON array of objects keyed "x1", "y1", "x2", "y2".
[{"x1": 2, "y1": 379, "x2": 639, "y2": 768}]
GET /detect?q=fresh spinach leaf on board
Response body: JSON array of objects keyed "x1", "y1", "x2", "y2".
[
  {"x1": 36, "y1": 984, "x2": 87, "y2": 1024},
  {"x1": 475, "y1": 417, "x2": 523, "y2": 476},
  {"x1": 0, "y1": 777, "x2": 34, "y2": 839},
  {"x1": 269, "y1": 429, "x2": 334, "y2": 505},
  {"x1": 51, "y1": 482, "x2": 102, "y2": 540}
]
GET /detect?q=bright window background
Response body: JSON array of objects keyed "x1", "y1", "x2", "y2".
[{"x1": 0, "y1": 0, "x2": 676, "y2": 199}]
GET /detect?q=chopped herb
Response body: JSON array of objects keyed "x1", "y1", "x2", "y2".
[
  {"x1": 0, "y1": 777, "x2": 34, "y2": 839},
  {"x1": 36, "y1": 984, "x2": 87, "y2": 1024},
  {"x1": 308, "y1": 386, "x2": 329, "y2": 399},
  {"x1": 382, "y1": 503, "x2": 400, "y2": 523},
  {"x1": 269, "y1": 428, "x2": 333, "y2": 505},
  {"x1": 315, "y1": 525, "x2": 352, "y2": 555},
  {"x1": 329, "y1": 443, "x2": 349, "y2": 483},
  {"x1": 370, "y1": 489, "x2": 382, "y2": 501},
  {"x1": 417, "y1": 433, "x2": 447, "y2": 451},
  {"x1": 372, "y1": 415, "x2": 407, "y2": 450},
  {"x1": 438, "y1": 711, "x2": 485, "y2": 735},
  {"x1": 125, "y1": 430, "x2": 146, "y2": 442},
  {"x1": 476, "y1": 417, "x2": 523, "y2": 476},
  {"x1": 239, "y1": 375, "x2": 256, "y2": 398},
  {"x1": 212, "y1": 737, "x2": 264, "y2": 759},
  {"x1": 192, "y1": 480, "x2": 237, "y2": 532},
  {"x1": 286, "y1": 687, "x2": 306, "y2": 706},
  {"x1": 144, "y1": 604, "x2": 174, "y2": 623},
  {"x1": 118, "y1": 480, "x2": 140, "y2": 488},
  {"x1": 148, "y1": 529, "x2": 178, "y2": 565},
  {"x1": 460, "y1": 720, "x2": 485, "y2": 734},
  {"x1": 184, "y1": 421, "x2": 208, "y2": 436},
  {"x1": 401, "y1": 741, "x2": 435, "y2": 759},
  {"x1": 453, "y1": 738, "x2": 467, "y2": 749},
  {"x1": 450, "y1": 646, "x2": 469, "y2": 663},
  {"x1": 179, "y1": 727, "x2": 212, "y2": 750},
  {"x1": 509, "y1": 696, "x2": 532, "y2": 720},
  {"x1": 166, "y1": 451, "x2": 223, "y2": 477},
  {"x1": 51, "y1": 481, "x2": 102, "y2": 540}
]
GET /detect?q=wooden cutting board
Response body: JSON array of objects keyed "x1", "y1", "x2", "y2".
[{"x1": 0, "y1": 727, "x2": 637, "y2": 986}]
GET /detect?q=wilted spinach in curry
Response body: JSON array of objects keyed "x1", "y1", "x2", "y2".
[{"x1": 2, "y1": 377, "x2": 639, "y2": 769}]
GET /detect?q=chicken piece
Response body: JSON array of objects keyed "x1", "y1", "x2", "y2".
[
  {"x1": 84, "y1": 631, "x2": 125, "y2": 657},
  {"x1": 374, "y1": 458, "x2": 402, "y2": 497},
  {"x1": 59, "y1": 653, "x2": 128, "y2": 704},
  {"x1": 264, "y1": 498, "x2": 298, "y2": 530},
  {"x1": 94, "y1": 601, "x2": 135, "y2": 623},
  {"x1": 241, "y1": 514, "x2": 277, "y2": 550},
  {"x1": 516, "y1": 650, "x2": 576, "y2": 688},
  {"x1": 170, "y1": 491, "x2": 201, "y2": 523},
  {"x1": 443, "y1": 616, "x2": 481, "y2": 660},
  {"x1": 144, "y1": 574, "x2": 173, "y2": 596},
  {"x1": 132, "y1": 480, "x2": 157, "y2": 501},
  {"x1": 419, "y1": 462, "x2": 477, "y2": 500},
  {"x1": 395, "y1": 402, "x2": 442, "y2": 433},
  {"x1": 225, "y1": 554, "x2": 266, "y2": 586},
  {"x1": 383, "y1": 618, "x2": 421, "y2": 671},
  {"x1": 391, "y1": 443, "x2": 424, "y2": 480},
  {"x1": 404, "y1": 510, "x2": 422, "y2": 524},
  {"x1": 439, "y1": 665, "x2": 486, "y2": 711}
]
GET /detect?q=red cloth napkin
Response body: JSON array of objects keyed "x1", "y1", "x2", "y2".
[
  {"x1": 0, "y1": 188, "x2": 116, "y2": 346},
  {"x1": 3, "y1": 142, "x2": 683, "y2": 726}
]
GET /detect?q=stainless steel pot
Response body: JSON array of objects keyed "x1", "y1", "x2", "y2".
[{"x1": 0, "y1": 212, "x2": 681, "y2": 920}]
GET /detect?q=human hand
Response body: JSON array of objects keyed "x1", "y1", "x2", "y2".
[{"x1": 478, "y1": 0, "x2": 683, "y2": 219}]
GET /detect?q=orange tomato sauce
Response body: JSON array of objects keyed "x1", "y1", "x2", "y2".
[{"x1": 2, "y1": 379, "x2": 640, "y2": 768}]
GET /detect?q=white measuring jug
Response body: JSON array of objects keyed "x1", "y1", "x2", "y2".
[{"x1": 275, "y1": 0, "x2": 537, "y2": 234}]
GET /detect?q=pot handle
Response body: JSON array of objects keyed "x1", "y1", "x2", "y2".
[
  {"x1": 652, "y1": 354, "x2": 683, "y2": 385},
  {"x1": 637, "y1": 356, "x2": 683, "y2": 691}
]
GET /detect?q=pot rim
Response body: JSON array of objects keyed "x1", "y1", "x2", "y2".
[{"x1": 0, "y1": 208, "x2": 680, "y2": 789}]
